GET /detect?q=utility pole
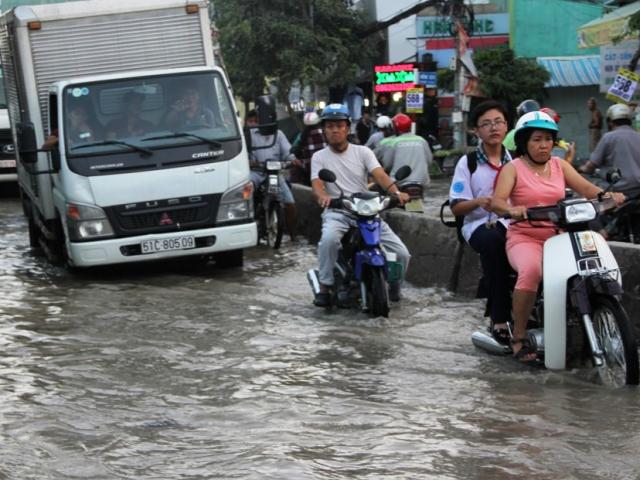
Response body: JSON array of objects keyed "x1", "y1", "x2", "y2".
[{"x1": 452, "y1": 0, "x2": 468, "y2": 150}]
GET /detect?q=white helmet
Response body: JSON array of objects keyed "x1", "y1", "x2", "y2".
[
  {"x1": 606, "y1": 103, "x2": 632, "y2": 121},
  {"x1": 376, "y1": 115, "x2": 392, "y2": 129},
  {"x1": 303, "y1": 112, "x2": 321, "y2": 126}
]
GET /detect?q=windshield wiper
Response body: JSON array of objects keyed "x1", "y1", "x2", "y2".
[
  {"x1": 141, "y1": 131, "x2": 222, "y2": 149},
  {"x1": 70, "y1": 140, "x2": 153, "y2": 156}
]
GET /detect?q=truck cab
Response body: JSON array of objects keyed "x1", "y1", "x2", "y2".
[
  {"x1": 2, "y1": 0, "x2": 257, "y2": 268},
  {"x1": 18, "y1": 66, "x2": 256, "y2": 267}
]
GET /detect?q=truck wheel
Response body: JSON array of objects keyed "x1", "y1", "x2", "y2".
[
  {"x1": 50, "y1": 220, "x2": 78, "y2": 272},
  {"x1": 27, "y1": 215, "x2": 42, "y2": 250},
  {"x1": 214, "y1": 249, "x2": 244, "y2": 268},
  {"x1": 591, "y1": 295, "x2": 639, "y2": 386}
]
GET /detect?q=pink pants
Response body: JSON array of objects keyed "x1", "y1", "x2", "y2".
[{"x1": 506, "y1": 227, "x2": 556, "y2": 292}]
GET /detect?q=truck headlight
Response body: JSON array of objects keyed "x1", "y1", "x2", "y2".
[
  {"x1": 563, "y1": 201, "x2": 597, "y2": 224},
  {"x1": 216, "y1": 181, "x2": 254, "y2": 223},
  {"x1": 66, "y1": 203, "x2": 115, "y2": 240}
]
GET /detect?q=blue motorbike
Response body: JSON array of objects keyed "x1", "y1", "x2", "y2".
[{"x1": 307, "y1": 166, "x2": 410, "y2": 317}]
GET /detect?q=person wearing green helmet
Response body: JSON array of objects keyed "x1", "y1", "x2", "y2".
[
  {"x1": 502, "y1": 99, "x2": 540, "y2": 153},
  {"x1": 491, "y1": 111, "x2": 625, "y2": 364}
]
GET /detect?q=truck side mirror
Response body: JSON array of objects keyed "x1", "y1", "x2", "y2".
[{"x1": 16, "y1": 122, "x2": 38, "y2": 164}]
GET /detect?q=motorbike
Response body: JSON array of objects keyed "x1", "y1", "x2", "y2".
[
  {"x1": 253, "y1": 159, "x2": 289, "y2": 249},
  {"x1": 593, "y1": 169, "x2": 640, "y2": 244},
  {"x1": 307, "y1": 166, "x2": 411, "y2": 318},
  {"x1": 472, "y1": 193, "x2": 640, "y2": 386}
]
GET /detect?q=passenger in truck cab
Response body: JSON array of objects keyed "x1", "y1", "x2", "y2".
[
  {"x1": 42, "y1": 99, "x2": 100, "y2": 150},
  {"x1": 165, "y1": 84, "x2": 215, "y2": 130},
  {"x1": 105, "y1": 91, "x2": 153, "y2": 139}
]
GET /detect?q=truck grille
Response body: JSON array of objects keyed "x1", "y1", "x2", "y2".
[{"x1": 105, "y1": 194, "x2": 221, "y2": 236}]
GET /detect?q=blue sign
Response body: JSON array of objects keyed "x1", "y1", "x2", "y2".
[{"x1": 418, "y1": 71, "x2": 437, "y2": 88}]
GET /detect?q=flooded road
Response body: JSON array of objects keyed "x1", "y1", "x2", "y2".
[{"x1": 1, "y1": 191, "x2": 639, "y2": 479}]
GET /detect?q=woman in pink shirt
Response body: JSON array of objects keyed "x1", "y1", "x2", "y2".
[{"x1": 491, "y1": 111, "x2": 625, "y2": 363}]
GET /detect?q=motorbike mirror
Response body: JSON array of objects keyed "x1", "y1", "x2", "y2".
[
  {"x1": 395, "y1": 165, "x2": 412, "y2": 181},
  {"x1": 256, "y1": 95, "x2": 277, "y2": 136},
  {"x1": 318, "y1": 169, "x2": 336, "y2": 183},
  {"x1": 606, "y1": 168, "x2": 622, "y2": 185}
]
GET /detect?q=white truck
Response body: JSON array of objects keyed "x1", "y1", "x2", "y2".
[{"x1": 0, "y1": 0, "x2": 257, "y2": 268}]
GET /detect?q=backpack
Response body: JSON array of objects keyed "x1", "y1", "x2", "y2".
[{"x1": 440, "y1": 151, "x2": 478, "y2": 243}]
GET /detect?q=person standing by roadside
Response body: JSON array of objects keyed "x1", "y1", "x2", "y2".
[
  {"x1": 448, "y1": 100, "x2": 512, "y2": 344},
  {"x1": 587, "y1": 97, "x2": 603, "y2": 153},
  {"x1": 355, "y1": 108, "x2": 374, "y2": 145}
]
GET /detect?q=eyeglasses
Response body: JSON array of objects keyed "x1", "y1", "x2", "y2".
[{"x1": 478, "y1": 119, "x2": 506, "y2": 130}]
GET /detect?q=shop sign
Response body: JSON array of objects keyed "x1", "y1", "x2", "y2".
[
  {"x1": 416, "y1": 13, "x2": 508, "y2": 38},
  {"x1": 418, "y1": 71, "x2": 437, "y2": 88},
  {"x1": 406, "y1": 88, "x2": 424, "y2": 114},
  {"x1": 374, "y1": 63, "x2": 416, "y2": 93},
  {"x1": 600, "y1": 40, "x2": 640, "y2": 95},
  {"x1": 606, "y1": 68, "x2": 640, "y2": 104}
]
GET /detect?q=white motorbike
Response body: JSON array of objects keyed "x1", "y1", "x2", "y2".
[{"x1": 472, "y1": 194, "x2": 639, "y2": 386}]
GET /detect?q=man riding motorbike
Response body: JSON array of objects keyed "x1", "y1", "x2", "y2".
[
  {"x1": 377, "y1": 113, "x2": 431, "y2": 189},
  {"x1": 248, "y1": 99, "x2": 298, "y2": 242},
  {"x1": 310, "y1": 104, "x2": 410, "y2": 307},
  {"x1": 579, "y1": 103, "x2": 640, "y2": 200}
]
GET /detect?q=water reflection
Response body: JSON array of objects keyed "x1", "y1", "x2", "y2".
[{"x1": 0, "y1": 190, "x2": 639, "y2": 479}]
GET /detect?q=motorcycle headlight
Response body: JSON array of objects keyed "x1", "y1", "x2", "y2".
[
  {"x1": 354, "y1": 198, "x2": 382, "y2": 216},
  {"x1": 217, "y1": 181, "x2": 254, "y2": 223},
  {"x1": 266, "y1": 160, "x2": 282, "y2": 171},
  {"x1": 66, "y1": 203, "x2": 115, "y2": 240},
  {"x1": 563, "y1": 201, "x2": 597, "y2": 224}
]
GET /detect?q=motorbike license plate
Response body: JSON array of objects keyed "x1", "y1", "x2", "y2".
[
  {"x1": 266, "y1": 160, "x2": 282, "y2": 170},
  {"x1": 0, "y1": 159, "x2": 16, "y2": 168},
  {"x1": 404, "y1": 198, "x2": 424, "y2": 213},
  {"x1": 140, "y1": 236, "x2": 195, "y2": 254}
]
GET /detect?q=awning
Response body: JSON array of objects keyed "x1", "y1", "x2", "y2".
[
  {"x1": 578, "y1": 2, "x2": 640, "y2": 49},
  {"x1": 537, "y1": 55, "x2": 600, "y2": 88}
]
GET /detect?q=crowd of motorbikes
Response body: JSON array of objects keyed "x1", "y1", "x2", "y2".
[{"x1": 246, "y1": 95, "x2": 640, "y2": 387}]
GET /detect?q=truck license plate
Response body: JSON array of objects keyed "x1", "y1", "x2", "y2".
[{"x1": 140, "y1": 236, "x2": 195, "y2": 254}]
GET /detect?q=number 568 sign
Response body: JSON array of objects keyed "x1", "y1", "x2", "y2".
[
  {"x1": 607, "y1": 68, "x2": 640, "y2": 104},
  {"x1": 405, "y1": 88, "x2": 424, "y2": 113}
]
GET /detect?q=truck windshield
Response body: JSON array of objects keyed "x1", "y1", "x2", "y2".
[{"x1": 63, "y1": 71, "x2": 239, "y2": 156}]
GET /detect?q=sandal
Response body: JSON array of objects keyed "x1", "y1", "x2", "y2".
[
  {"x1": 511, "y1": 337, "x2": 542, "y2": 366},
  {"x1": 491, "y1": 326, "x2": 511, "y2": 346}
]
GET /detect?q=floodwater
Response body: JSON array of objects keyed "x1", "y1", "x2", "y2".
[{"x1": 1, "y1": 187, "x2": 639, "y2": 480}]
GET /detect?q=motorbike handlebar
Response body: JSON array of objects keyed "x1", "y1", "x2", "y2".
[{"x1": 328, "y1": 198, "x2": 344, "y2": 209}]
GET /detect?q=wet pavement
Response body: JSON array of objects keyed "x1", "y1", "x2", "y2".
[{"x1": 1, "y1": 186, "x2": 639, "y2": 479}]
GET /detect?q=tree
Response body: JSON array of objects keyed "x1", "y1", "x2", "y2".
[
  {"x1": 215, "y1": 0, "x2": 377, "y2": 119},
  {"x1": 471, "y1": 46, "x2": 550, "y2": 120}
]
